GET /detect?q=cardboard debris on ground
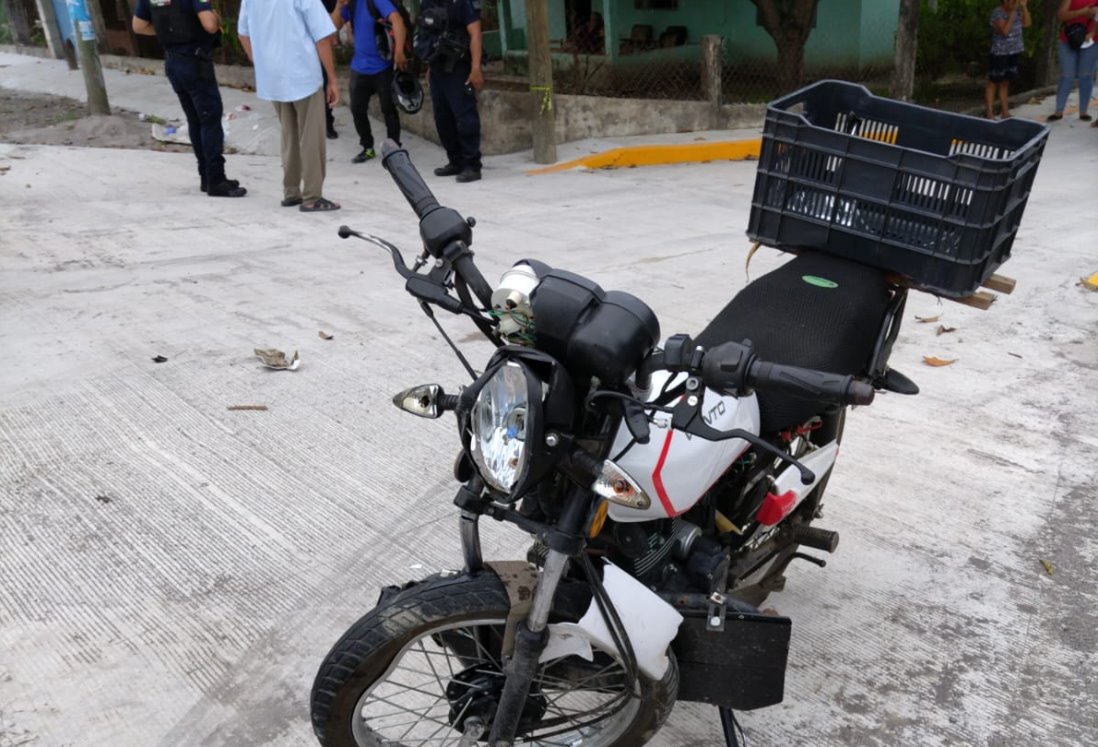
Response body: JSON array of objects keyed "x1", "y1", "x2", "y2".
[
  {"x1": 254, "y1": 347, "x2": 300, "y2": 370},
  {"x1": 151, "y1": 111, "x2": 249, "y2": 145}
]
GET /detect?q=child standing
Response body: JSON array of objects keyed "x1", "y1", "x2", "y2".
[{"x1": 986, "y1": 0, "x2": 1031, "y2": 119}]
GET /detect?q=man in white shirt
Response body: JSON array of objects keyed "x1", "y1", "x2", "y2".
[{"x1": 238, "y1": 0, "x2": 342, "y2": 212}]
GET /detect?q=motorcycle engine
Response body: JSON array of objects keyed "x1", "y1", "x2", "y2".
[{"x1": 612, "y1": 519, "x2": 727, "y2": 593}]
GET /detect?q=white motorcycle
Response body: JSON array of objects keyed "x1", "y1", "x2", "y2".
[{"x1": 308, "y1": 141, "x2": 918, "y2": 747}]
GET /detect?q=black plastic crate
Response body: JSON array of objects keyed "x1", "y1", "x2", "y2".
[{"x1": 746, "y1": 81, "x2": 1049, "y2": 297}]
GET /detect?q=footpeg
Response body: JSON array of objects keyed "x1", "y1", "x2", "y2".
[{"x1": 793, "y1": 525, "x2": 839, "y2": 553}]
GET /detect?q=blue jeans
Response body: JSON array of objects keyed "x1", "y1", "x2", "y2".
[
  {"x1": 165, "y1": 53, "x2": 226, "y2": 185},
  {"x1": 1055, "y1": 40, "x2": 1098, "y2": 116}
]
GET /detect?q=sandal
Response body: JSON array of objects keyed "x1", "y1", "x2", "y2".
[
  {"x1": 281, "y1": 196, "x2": 303, "y2": 207},
  {"x1": 300, "y1": 197, "x2": 341, "y2": 212},
  {"x1": 1046, "y1": 113, "x2": 1063, "y2": 121}
]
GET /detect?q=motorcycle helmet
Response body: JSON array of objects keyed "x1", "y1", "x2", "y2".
[{"x1": 392, "y1": 70, "x2": 424, "y2": 114}]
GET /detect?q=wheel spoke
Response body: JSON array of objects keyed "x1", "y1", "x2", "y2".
[{"x1": 350, "y1": 617, "x2": 645, "y2": 747}]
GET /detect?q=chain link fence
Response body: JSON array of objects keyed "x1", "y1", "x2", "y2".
[
  {"x1": 490, "y1": 1, "x2": 902, "y2": 104},
  {"x1": 4, "y1": 0, "x2": 1060, "y2": 113}
]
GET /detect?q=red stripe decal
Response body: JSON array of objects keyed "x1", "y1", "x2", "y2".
[{"x1": 651, "y1": 428, "x2": 678, "y2": 517}]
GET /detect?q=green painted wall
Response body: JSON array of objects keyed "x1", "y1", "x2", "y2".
[{"x1": 498, "y1": 0, "x2": 899, "y2": 73}]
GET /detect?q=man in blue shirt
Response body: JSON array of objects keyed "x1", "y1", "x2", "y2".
[
  {"x1": 239, "y1": 0, "x2": 341, "y2": 212},
  {"x1": 132, "y1": 0, "x2": 246, "y2": 197},
  {"x1": 417, "y1": 0, "x2": 483, "y2": 182},
  {"x1": 331, "y1": 0, "x2": 408, "y2": 164}
]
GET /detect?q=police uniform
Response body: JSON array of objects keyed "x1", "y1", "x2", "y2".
[
  {"x1": 418, "y1": 0, "x2": 482, "y2": 180},
  {"x1": 134, "y1": 0, "x2": 243, "y2": 196}
]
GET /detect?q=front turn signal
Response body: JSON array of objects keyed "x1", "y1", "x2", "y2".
[
  {"x1": 392, "y1": 384, "x2": 446, "y2": 419},
  {"x1": 591, "y1": 459, "x2": 651, "y2": 510}
]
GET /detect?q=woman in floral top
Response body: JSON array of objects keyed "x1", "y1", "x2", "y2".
[{"x1": 985, "y1": 0, "x2": 1031, "y2": 119}]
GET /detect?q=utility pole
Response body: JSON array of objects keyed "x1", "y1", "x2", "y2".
[
  {"x1": 524, "y1": 0, "x2": 556, "y2": 164},
  {"x1": 66, "y1": 0, "x2": 110, "y2": 115}
]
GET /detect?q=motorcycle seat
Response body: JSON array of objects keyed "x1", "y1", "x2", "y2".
[{"x1": 695, "y1": 251, "x2": 891, "y2": 433}]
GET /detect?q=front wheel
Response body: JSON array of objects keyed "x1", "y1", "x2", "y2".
[{"x1": 311, "y1": 570, "x2": 677, "y2": 747}]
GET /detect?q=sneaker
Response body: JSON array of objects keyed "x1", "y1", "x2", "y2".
[
  {"x1": 208, "y1": 180, "x2": 247, "y2": 197},
  {"x1": 351, "y1": 148, "x2": 376, "y2": 164},
  {"x1": 456, "y1": 168, "x2": 482, "y2": 183},
  {"x1": 326, "y1": 125, "x2": 338, "y2": 140},
  {"x1": 433, "y1": 163, "x2": 461, "y2": 177}
]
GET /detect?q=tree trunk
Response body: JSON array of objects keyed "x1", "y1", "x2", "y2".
[
  {"x1": 525, "y1": 0, "x2": 556, "y2": 163},
  {"x1": 891, "y1": 0, "x2": 920, "y2": 100},
  {"x1": 751, "y1": 0, "x2": 819, "y2": 94},
  {"x1": 4, "y1": 0, "x2": 37, "y2": 45},
  {"x1": 1035, "y1": 0, "x2": 1061, "y2": 87}
]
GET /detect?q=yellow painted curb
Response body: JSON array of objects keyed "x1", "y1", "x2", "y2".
[{"x1": 527, "y1": 139, "x2": 762, "y2": 175}]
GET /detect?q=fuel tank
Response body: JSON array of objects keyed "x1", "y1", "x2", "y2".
[{"x1": 608, "y1": 371, "x2": 760, "y2": 522}]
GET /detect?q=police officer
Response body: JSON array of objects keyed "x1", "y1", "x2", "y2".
[
  {"x1": 132, "y1": 0, "x2": 246, "y2": 197},
  {"x1": 417, "y1": 0, "x2": 483, "y2": 182}
]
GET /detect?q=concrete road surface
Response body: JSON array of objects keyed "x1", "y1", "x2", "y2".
[{"x1": 2, "y1": 56, "x2": 1097, "y2": 747}]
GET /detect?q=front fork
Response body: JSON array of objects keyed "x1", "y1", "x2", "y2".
[{"x1": 458, "y1": 489, "x2": 587, "y2": 746}]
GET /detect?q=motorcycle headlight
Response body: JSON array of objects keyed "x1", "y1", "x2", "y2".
[{"x1": 469, "y1": 361, "x2": 542, "y2": 495}]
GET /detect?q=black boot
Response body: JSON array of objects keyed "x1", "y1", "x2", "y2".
[
  {"x1": 201, "y1": 178, "x2": 239, "y2": 193},
  {"x1": 433, "y1": 163, "x2": 461, "y2": 177},
  {"x1": 208, "y1": 180, "x2": 247, "y2": 197}
]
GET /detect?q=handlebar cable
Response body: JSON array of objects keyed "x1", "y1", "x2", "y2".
[
  {"x1": 419, "y1": 300, "x2": 479, "y2": 381},
  {"x1": 453, "y1": 273, "x2": 503, "y2": 347},
  {"x1": 580, "y1": 553, "x2": 639, "y2": 697}
]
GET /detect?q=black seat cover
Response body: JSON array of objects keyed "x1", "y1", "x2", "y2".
[{"x1": 695, "y1": 253, "x2": 890, "y2": 433}]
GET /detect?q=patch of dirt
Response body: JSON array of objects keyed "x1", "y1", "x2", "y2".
[{"x1": 0, "y1": 87, "x2": 189, "y2": 152}]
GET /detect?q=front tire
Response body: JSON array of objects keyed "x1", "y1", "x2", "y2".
[{"x1": 311, "y1": 570, "x2": 677, "y2": 747}]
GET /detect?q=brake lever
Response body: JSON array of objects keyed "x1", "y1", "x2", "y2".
[
  {"x1": 339, "y1": 225, "x2": 415, "y2": 279},
  {"x1": 669, "y1": 377, "x2": 816, "y2": 485}
]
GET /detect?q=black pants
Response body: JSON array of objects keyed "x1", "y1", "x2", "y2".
[
  {"x1": 165, "y1": 53, "x2": 226, "y2": 185},
  {"x1": 349, "y1": 68, "x2": 400, "y2": 149},
  {"x1": 429, "y1": 60, "x2": 481, "y2": 171}
]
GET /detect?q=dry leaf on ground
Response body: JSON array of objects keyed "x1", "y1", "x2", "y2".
[
  {"x1": 254, "y1": 347, "x2": 300, "y2": 371},
  {"x1": 935, "y1": 325, "x2": 957, "y2": 336},
  {"x1": 923, "y1": 356, "x2": 957, "y2": 367},
  {"x1": 1040, "y1": 559, "x2": 1054, "y2": 576},
  {"x1": 318, "y1": 330, "x2": 334, "y2": 340},
  {"x1": 916, "y1": 315, "x2": 940, "y2": 323}
]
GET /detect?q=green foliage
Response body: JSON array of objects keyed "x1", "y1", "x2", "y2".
[
  {"x1": 0, "y1": 2, "x2": 11, "y2": 45},
  {"x1": 211, "y1": 0, "x2": 251, "y2": 65},
  {"x1": 918, "y1": 0, "x2": 1054, "y2": 89}
]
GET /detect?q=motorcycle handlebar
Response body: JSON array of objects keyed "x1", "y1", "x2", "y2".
[
  {"x1": 381, "y1": 140, "x2": 440, "y2": 220},
  {"x1": 742, "y1": 360, "x2": 875, "y2": 406},
  {"x1": 699, "y1": 341, "x2": 875, "y2": 407},
  {"x1": 379, "y1": 141, "x2": 494, "y2": 310}
]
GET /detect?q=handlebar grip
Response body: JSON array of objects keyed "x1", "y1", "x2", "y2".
[
  {"x1": 747, "y1": 361, "x2": 875, "y2": 407},
  {"x1": 381, "y1": 141, "x2": 440, "y2": 220}
]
